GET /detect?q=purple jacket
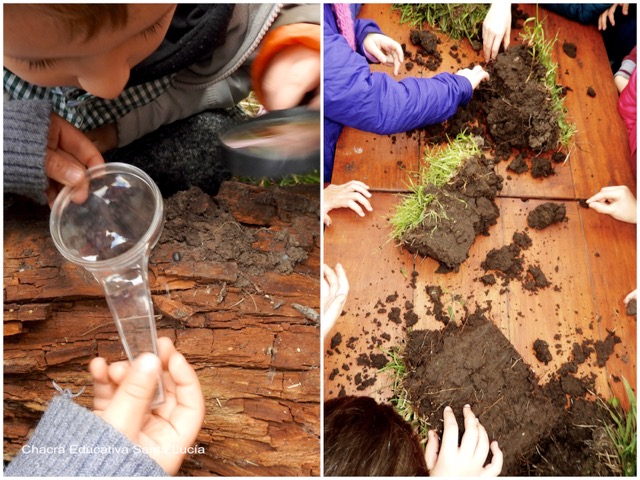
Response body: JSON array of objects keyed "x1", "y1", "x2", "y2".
[{"x1": 324, "y1": 4, "x2": 473, "y2": 182}]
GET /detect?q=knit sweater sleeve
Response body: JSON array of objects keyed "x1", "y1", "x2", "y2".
[
  {"x1": 324, "y1": 23, "x2": 472, "y2": 135},
  {"x1": 3, "y1": 99, "x2": 52, "y2": 205},
  {"x1": 4, "y1": 395, "x2": 168, "y2": 477}
]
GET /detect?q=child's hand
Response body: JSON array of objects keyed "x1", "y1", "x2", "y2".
[
  {"x1": 86, "y1": 123, "x2": 119, "y2": 153},
  {"x1": 483, "y1": 2, "x2": 512, "y2": 61},
  {"x1": 89, "y1": 337, "x2": 205, "y2": 475},
  {"x1": 363, "y1": 33, "x2": 404, "y2": 76},
  {"x1": 46, "y1": 112, "x2": 104, "y2": 206},
  {"x1": 624, "y1": 289, "x2": 637, "y2": 306},
  {"x1": 321, "y1": 263, "x2": 349, "y2": 338},
  {"x1": 587, "y1": 185, "x2": 637, "y2": 223},
  {"x1": 261, "y1": 44, "x2": 320, "y2": 110},
  {"x1": 599, "y1": 3, "x2": 629, "y2": 30},
  {"x1": 425, "y1": 405, "x2": 503, "y2": 477},
  {"x1": 323, "y1": 180, "x2": 373, "y2": 226},
  {"x1": 455, "y1": 65, "x2": 490, "y2": 90}
]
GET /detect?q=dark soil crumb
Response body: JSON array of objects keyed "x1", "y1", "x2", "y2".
[
  {"x1": 527, "y1": 202, "x2": 567, "y2": 229},
  {"x1": 409, "y1": 30, "x2": 442, "y2": 71},
  {"x1": 594, "y1": 330, "x2": 622, "y2": 367},
  {"x1": 531, "y1": 157, "x2": 554, "y2": 178},
  {"x1": 533, "y1": 339, "x2": 553, "y2": 364},
  {"x1": 587, "y1": 86, "x2": 596, "y2": 97},
  {"x1": 627, "y1": 298, "x2": 637, "y2": 316},
  {"x1": 369, "y1": 353, "x2": 389, "y2": 369},
  {"x1": 330, "y1": 332, "x2": 342, "y2": 349},
  {"x1": 523, "y1": 265, "x2": 550, "y2": 291},
  {"x1": 388, "y1": 307, "x2": 402, "y2": 325},
  {"x1": 512, "y1": 231, "x2": 532, "y2": 250},
  {"x1": 405, "y1": 61, "x2": 414, "y2": 71},
  {"x1": 386, "y1": 292, "x2": 399, "y2": 303},
  {"x1": 480, "y1": 274, "x2": 497, "y2": 285},
  {"x1": 481, "y1": 244, "x2": 524, "y2": 284},
  {"x1": 552, "y1": 151, "x2": 566, "y2": 163},
  {"x1": 562, "y1": 41, "x2": 577, "y2": 58},
  {"x1": 425, "y1": 285, "x2": 451, "y2": 325},
  {"x1": 403, "y1": 309, "x2": 419, "y2": 327},
  {"x1": 577, "y1": 198, "x2": 589, "y2": 208},
  {"x1": 508, "y1": 153, "x2": 529, "y2": 174}
]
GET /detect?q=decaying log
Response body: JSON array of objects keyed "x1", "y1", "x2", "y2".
[{"x1": 3, "y1": 182, "x2": 321, "y2": 475}]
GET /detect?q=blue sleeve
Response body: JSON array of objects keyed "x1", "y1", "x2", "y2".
[
  {"x1": 543, "y1": 4, "x2": 611, "y2": 24},
  {"x1": 324, "y1": 26, "x2": 473, "y2": 135}
]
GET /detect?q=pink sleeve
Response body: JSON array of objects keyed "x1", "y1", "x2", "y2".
[{"x1": 618, "y1": 68, "x2": 637, "y2": 176}]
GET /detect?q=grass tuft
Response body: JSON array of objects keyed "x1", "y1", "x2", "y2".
[
  {"x1": 520, "y1": 15, "x2": 576, "y2": 148},
  {"x1": 390, "y1": 132, "x2": 479, "y2": 239},
  {"x1": 392, "y1": 4, "x2": 489, "y2": 43},
  {"x1": 380, "y1": 347, "x2": 430, "y2": 440},
  {"x1": 599, "y1": 379, "x2": 637, "y2": 476}
]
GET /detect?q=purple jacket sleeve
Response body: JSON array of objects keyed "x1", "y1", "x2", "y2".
[{"x1": 324, "y1": 22, "x2": 473, "y2": 135}]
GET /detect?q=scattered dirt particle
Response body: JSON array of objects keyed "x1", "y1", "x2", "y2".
[
  {"x1": 533, "y1": 339, "x2": 553, "y2": 364},
  {"x1": 587, "y1": 87, "x2": 596, "y2": 97},
  {"x1": 562, "y1": 41, "x2": 577, "y2": 58},
  {"x1": 527, "y1": 202, "x2": 567, "y2": 230}
]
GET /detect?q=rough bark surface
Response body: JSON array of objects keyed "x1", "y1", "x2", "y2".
[{"x1": 4, "y1": 181, "x2": 321, "y2": 476}]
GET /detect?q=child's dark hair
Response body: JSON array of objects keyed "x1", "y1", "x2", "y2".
[
  {"x1": 324, "y1": 395, "x2": 429, "y2": 476},
  {"x1": 6, "y1": 5, "x2": 128, "y2": 41}
]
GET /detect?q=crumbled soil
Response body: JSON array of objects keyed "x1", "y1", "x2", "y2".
[
  {"x1": 627, "y1": 298, "x2": 637, "y2": 316},
  {"x1": 527, "y1": 202, "x2": 567, "y2": 230},
  {"x1": 398, "y1": 155, "x2": 502, "y2": 271},
  {"x1": 533, "y1": 338, "x2": 553, "y2": 364},
  {"x1": 161, "y1": 183, "x2": 319, "y2": 286},
  {"x1": 531, "y1": 157, "x2": 555, "y2": 178},
  {"x1": 401, "y1": 294, "x2": 620, "y2": 476},
  {"x1": 508, "y1": 153, "x2": 529, "y2": 174},
  {"x1": 408, "y1": 30, "x2": 442, "y2": 71},
  {"x1": 562, "y1": 41, "x2": 577, "y2": 58},
  {"x1": 480, "y1": 43, "x2": 560, "y2": 151},
  {"x1": 587, "y1": 86, "x2": 597, "y2": 98}
]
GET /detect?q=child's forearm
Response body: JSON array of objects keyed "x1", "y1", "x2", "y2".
[{"x1": 3, "y1": 99, "x2": 51, "y2": 204}]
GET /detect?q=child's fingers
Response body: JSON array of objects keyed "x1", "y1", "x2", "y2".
[
  {"x1": 323, "y1": 212, "x2": 332, "y2": 227},
  {"x1": 424, "y1": 429, "x2": 440, "y2": 471},
  {"x1": 348, "y1": 200, "x2": 366, "y2": 217},
  {"x1": 107, "y1": 360, "x2": 132, "y2": 385},
  {"x1": 167, "y1": 351, "x2": 205, "y2": 441},
  {"x1": 344, "y1": 180, "x2": 371, "y2": 192},
  {"x1": 101, "y1": 353, "x2": 161, "y2": 440},
  {"x1": 440, "y1": 406, "x2": 460, "y2": 451},
  {"x1": 624, "y1": 289, "x2": 637, "y2": 305},
  {"x1": 323, "y1": 264, "x2": 340, "y2": 292},
  {"x1": 473, "y1": 423, "x2": 491, "y2": 465},
  {"x1": 334, "y1": 263, "x2": 349, "y2": 296},
  {"x1": 90, "y1": 357, "x2": 116, "y2": 410},
  {"x1": 460, "y1": 405, "x2": 480, "y2": 456},
  {"x1": 481, "y1": 441, "x2": 503, "y2": 477},
  {"x1": 587, "y1": 201, "x2": 614, "y2": 215}
]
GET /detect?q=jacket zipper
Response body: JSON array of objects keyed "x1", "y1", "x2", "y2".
[{"x1": 190, "y1": 3, "x2": 283, "y2": 88}]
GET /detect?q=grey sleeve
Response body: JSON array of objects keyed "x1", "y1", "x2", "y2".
[
  {"x1": 4, "y1": 395, "x2": 168, "y2": 477},
  {"x1": 3, "y1": 99, "x2": 52, "y2": 205}
]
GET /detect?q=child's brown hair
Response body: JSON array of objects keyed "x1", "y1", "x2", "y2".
[
  {"x1": 324, "y1": 395, "x2": 429, "y2": 476},
  {"x1": 5, "y1": 4, "x2": 128, "y2": 41}
]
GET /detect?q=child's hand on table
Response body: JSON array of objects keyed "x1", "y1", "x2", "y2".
[
  {"x1": 89, "y1": 337, "x2": 205, "y2": 475},
  {"x1": 321, "y1": 263, "x2": 349, "y2": 339},
  {"x1": 587, "y1": 185, "x2": 637, "y2": 224},
  {"x1": 363, "y1": 33, "x2": 404, "y2": 76},
  {"x1": 323, "y1": 180, "x2": 373, "y2": 226},
  {"x1": 425, "y1": 405, "x2": 503, "y2": 477}
]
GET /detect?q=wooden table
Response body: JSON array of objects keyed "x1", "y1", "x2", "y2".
[
  {"x1": 4, "y1": 182, "x2": 321, "y2": 476},
  {"x1": 324, "y1": 4, "x2": 636, "y2": 408}
]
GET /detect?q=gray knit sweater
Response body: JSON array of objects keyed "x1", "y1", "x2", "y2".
[{"x1": 4, "y1": 395, "x2": 167, "y2": 477}]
